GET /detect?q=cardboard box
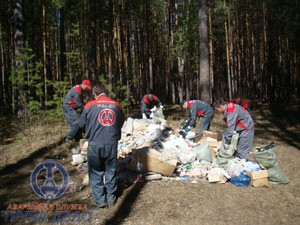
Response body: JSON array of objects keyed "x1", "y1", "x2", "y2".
[
  {"x1": 206, "y1": 137, "x2": 219, "y2": 148},
  {"x1": 128, "y1": 147, "x2": 177, "y2": 176},
  {"x1": 245, "y1": 169, "x2": 269, "y2": 188},
  {"x1": 203, "y1": 131, "x2": 221, "y2": 140}
]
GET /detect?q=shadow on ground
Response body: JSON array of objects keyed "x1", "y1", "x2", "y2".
[
  {"x1": 0, "y1": 138, "x2": 66, "y2": 176},
  {"x1": 0, "y1": 112, "x2": 20, "y2": 145},
  {"x1": 253, "y1": 104, "x2": 300, "y2": 150}
]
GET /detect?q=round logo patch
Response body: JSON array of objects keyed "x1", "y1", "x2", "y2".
[
  {"x1": 30, "y1": 159, "x2": 69, "y2": 201},
  {"x1": 98, "y1": 109, "x2": 116, "y2": 126}
]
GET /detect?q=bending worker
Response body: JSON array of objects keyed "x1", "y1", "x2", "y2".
[
  {"x1": 180, "y1": 100, "x2": 214, "y2": 138},
  {"x1": 213, "y1": 100, "x2": 254, "y2": 160},
  {"x1": 63, "y1": 80, "x2": 92, "y2": 142},
  {"x1": 141, "y1": 94, "x2": 163, "y2": 119}
]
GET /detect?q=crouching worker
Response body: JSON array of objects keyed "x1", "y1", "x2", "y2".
[
  {"x1": 141, "y1": 94, "x2": 163, "y2": 119},
  {"x1": 213, "y1": 100, "x2": 254, "y2": 160},
  {"x1": 180, "y1": 100, "x2": 214, "y2": 139},
  {"x1": 79, "y1": 84, "x2": 125, "y2": 208}
]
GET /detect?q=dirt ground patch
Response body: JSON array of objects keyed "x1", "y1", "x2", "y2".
[{"x1": 0, "y1": 105, "x2": 300, "y2": 225}]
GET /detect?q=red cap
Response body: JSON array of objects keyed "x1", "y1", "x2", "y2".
[{"x1": 82, "y1": 80, "x2": 91, "y2": 90}]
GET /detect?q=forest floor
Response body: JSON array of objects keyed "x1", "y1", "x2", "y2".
[{"x1": 0, "y1": 103, "x2": 300, "y2": 225}]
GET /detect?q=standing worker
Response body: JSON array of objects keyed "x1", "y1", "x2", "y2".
[
  {"x1": 180, "y1": 100, "x2": 214, "y2": 138},
  {"x1": 63, "y1": 80, "x2": 92, "y2": 142},
  {"x1": 79, "y1": 84, "x2": 125, "y2": 208},
  {"x1": 230, "y1": 95, "x2": 250, "y2": 112},
  {"x1": 213, "y1": 100, "x2": 254, "y2": 160},
  {"x1": 141, "y1": 94, "x2": 163, "y2": 119}
]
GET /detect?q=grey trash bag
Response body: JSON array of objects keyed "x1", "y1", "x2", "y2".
[
  {"x1": 216, "y1": 132, "x2": 239, "y2": 167},
  {"x1": 267, "y1": 165, "x2": 289, "y2": 184},
  {"x1": 254, "y1": 142, "x2": 278, "y2": 169},
  {"x1": 191, "y1": 141, "x2": 213, "y2": 162},
  {"x1": 153, "y1": 107, "x2": 165, "y2": 119}
]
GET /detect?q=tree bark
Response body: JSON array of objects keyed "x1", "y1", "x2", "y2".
[
  {"x1": 224, "y1": 0, "x2": 232, "y2": 100},
  {"x1": 0, "y1": 24, "x2": 5, "y2": 105},
  {"x1": 199, "y1": 0, "x2": 210, "y2": 103},
  {"x1": 42, "y1": 3, "x2": 47, "y2": 105},
  {"x1": 13, "y1": 0, "x2": 25, "y2": 113},
  {"x1": 59, "y1": 8, "x2": 66, "y2": 81}
]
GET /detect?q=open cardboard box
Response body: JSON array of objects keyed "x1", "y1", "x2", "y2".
[
  {"x1": 245, "y1": 165, "x2": 269, "y2": 188},
  {"x1": 128, "y1": 147, "x2": 177, "y2": 176},
  {"x1": 203, "y1": 131, "x2": 221, "y2": 140}
]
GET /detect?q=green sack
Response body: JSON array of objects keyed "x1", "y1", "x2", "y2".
[
  {"x1": 267, "y1": 165, "x2": 289, "y2": 184},
  {"x1": 216, "y1": 132, "x2": 239, "y2": 166},
  {"x1": 191, "y1": 141, "x2": 213, "y2": 162},
  {"x1": 254, "y1": 142, "x2": 278, "y2": 169}
]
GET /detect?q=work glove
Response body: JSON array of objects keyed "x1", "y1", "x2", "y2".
[
  {"x1": 160, "y1": 105, "x2": 164, "y2": 109},
  {"x1": 179, "y1": 126, "x2": 192, "y2": 138},
  {"x1": 150, "y1": 106, "x2": 157, "y2": 112},
  {"x1": 179, "y1": 118, "x2": 190, "y2": 129},
  {"x1": 179, "y1": 129, "x2": 187, "y2": 138},
  {"x1": 222, "y1": 132, "x2": 231, "y2": 148}
]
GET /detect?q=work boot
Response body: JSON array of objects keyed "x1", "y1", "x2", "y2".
[
  {"x1": 97, "y1": 202, "x2": 107, "y2": 209},
  {"x1": 107, "y1": 201, "x2": 115, "y2": 208}
]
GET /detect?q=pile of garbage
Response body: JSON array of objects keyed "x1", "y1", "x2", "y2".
[
  {"x1": 71, "y1": 117, "x2": 289, "y2": 188},
  {"x1": 118, "y1": 117, "x2": 230, "y2": 183}
]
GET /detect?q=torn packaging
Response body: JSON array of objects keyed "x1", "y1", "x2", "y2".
[{"x1": 128, "y1": 147, "x2": 177, "y2": 176}]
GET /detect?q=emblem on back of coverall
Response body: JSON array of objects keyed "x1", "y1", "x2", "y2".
[
  {"x1": 98, "y1": 109, "x2": 115, "y2": 126},
  {"x1": 30, "y1": 159, "x2": 69, "y2": 201}
]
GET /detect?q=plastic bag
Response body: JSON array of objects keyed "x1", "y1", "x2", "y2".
[
  {"x1": 225, "y1": 158, "x2": 245, "y2": 177},
  {"x1": 217, "y1": 132, "x2": 239, "y2": 166},
  {"x1": 267, "y1": 165, "x2": 289, "y2": 184},
  {"x1": 243, "y1": 161, "x2": 261, "y2": 172},
  {"x1": 153, "y1": 107, "x2": 165, "y2": 119},
  {"x1": 229, "y1": 173, "x2": 250, "y2": 187},
  {"x1": 254, "y1": 142, "x2": 289, "y2": 184},
  {"x1": 254, "y1": 142, "x2": 278, "y2": 168},
  {"x1": 176, "y1": 150, "x2": 197, "y2": 164},
  {"x1": 191, "y1": 141, "x2": 213, "y2": 162}
]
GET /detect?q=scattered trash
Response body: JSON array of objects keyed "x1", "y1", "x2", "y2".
[
  {"x1": 143, "y1": 173, "x2": 162, "y2": 181},
  {"x1": 71, "y1": 154, "x2": 85, "y2": 166},
  {"x1": 181, "y1": 175, "x2": 190, "y2": 181},
  {"x1": 69, "y1": 117, "x2": 287, "y2": 189},
  {"x1": 79, "y1": 174, "x2": 89, "y2": 191},
  {"x1": 71, "y1": 146, "x2": 81, "y2": 154},
  {"x1": 76, "y1": 163, "x2": 88, "y2": 174}
]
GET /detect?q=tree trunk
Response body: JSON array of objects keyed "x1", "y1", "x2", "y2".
[
  {"x1": 224, "y1": 0, "x2": 232, "y2": 100},
  {"x1": 88, "y1": 0, "x2": 97, "y2": 81},
  {"x1": 42, "y1": 3, "x2": 47, "y2": 105},
  {"x1": 199, "y1": 0, "x2": 210, "y2": 103},
  {"x1": 59, "y1": 8, "x2": 66, "y2": 81},
  {"x1": 208, "y1": 3, "x2": 214, "y2": 103},
  {"x1": 0, "y1": 24, "x2": 5, "y2": 105},
  {"x1": 108, "y1": 1, "x2": 113, "y2": 86},
  {"x1": 13, "y1": 0, "x2": 25, "y2": 113}
]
